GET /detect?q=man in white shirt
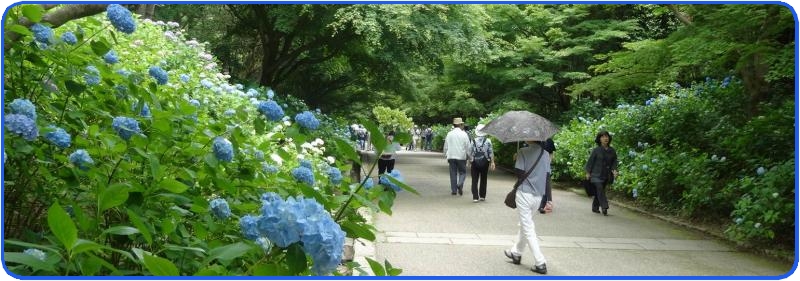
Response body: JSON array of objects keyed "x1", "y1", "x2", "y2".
[{"x1": 443, "y1": 117, "x2": 471, "y2": 196}]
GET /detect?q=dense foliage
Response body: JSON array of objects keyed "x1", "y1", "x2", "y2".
[{"x1": 3, "y1": 5, "x2": 413, "y2": 276}]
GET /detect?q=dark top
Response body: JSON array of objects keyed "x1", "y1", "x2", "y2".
[
  {"x1": 584, "y1": 146, "x2": 618, "y2": 183},
  {"x1": 543, "y1": 138, "x2": 556, "y2": 154}
]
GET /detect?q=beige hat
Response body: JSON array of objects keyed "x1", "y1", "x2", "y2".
[
  {"x1": 453, "y1": 117, "x2": 464, "y2": 125},
  {"x1": 475, "y1": 124, "x2": 487, "y2": 136}
]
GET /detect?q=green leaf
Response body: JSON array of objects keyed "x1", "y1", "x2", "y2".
[
  {"x1": 70, "y1": 239, "x2": 103, "y2": 255},
  {"x1": 352, "y1": 193, "x2": 380, "y2": 211},
  {"x1": 79, "y1": 254, "x2": 103, "y2": 275},
  {"x1": 194, "y1": 265, "x2": 227, "y2": 276},
  {"x1": 363, "y1": 120, "x2": 386, "y2": 154},
  {"x1": 99, "y1": 183, "x2": 129, "y2": 212},
  {"x1": 365, "y1": 257, "x2": 386, "y2": 276},
  {"x1": 251, "y1": 264, "x2": 279, "y2": 275},
  {"x1": 142, "y1": 254, "x2": 179, "y2": 276},
  {"x1": 285, "y1": 243, "x2": 307, "y2": 275},
  {"x1": 126, "y1": 209, "x2": 152, "y2": 244},
  {"x1": 4, "y1": 252, "x2": 55, "y2": 272},
  {"x1": 102, "y1": 226, "x2": 140, "y2": 236},
  {"x1": 21, "y1": 4, "x2": 45, "y2": 22},
  {"x1": 394, "y1": 131, "x2": 411, "y2": 146},
  {"x1": 90, "y1": 40, "x2": 111, "y2": 57},
  {"x1": 149, "y1": 154, "x2": 160, "y2": 180},
  {"x1": 204, "y1": 242, "x2": 251, "y2": 264},
  {"x1": 385, "y1": 175, "x2": 419, "y2": 195},
  {"x1": 3, "y1": 240, "x2": 60, "y2": 255},
  {"x1": 334, "y1": 137, "x2": 361, "y2": 165},
  {"x1": 340, "y1": 221, "x2": 376, "y2": 241},
  {"x1": 47, "y1": 202, "x2": 77, "y2": 250},
  {"x1": 385, "y1": 259, "x2": 402, "y2": 276},
  {"x1": 254, "y1": 117, "x2": 265, "y2": 135},
  {"x1": 7, "y1": 24, "x2": 32, "y2": 36},
  {"x1": 159, "y1": 179, "x2": 188, "y2": 194},
  {"x1": 64, "y1": 80, "x2": 86, "y2": 95}
]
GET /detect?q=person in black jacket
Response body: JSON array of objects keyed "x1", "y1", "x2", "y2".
[{"x1": 584, "y1": 130, "x2": 618, "y2": 216}]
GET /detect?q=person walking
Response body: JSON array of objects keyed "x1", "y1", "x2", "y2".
[
  {"x1": 584, "y1": 130, "x2": 618, "y2": 216},
  {"x1": 443, "y1": 118, "x2": 471, "y2": 196},
  {"x1": 469, "y1": 124, "x2": 495, "y2": 202},
  {"x1": 424, "y1": 127, "x2": 433, "y2": 151},
  {"x1": 538, "y1": 138, "x2": 555, "y2": 214},
  {"x1": 504, "y1": 140, "x2": 550, "y2": 274},
  {"x1": 378, "y1": 131, "x2": 402, "y2": 175}
]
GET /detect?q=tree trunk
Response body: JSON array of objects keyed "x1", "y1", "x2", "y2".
[
  {"x1": 5, "y1": 4, "x2": 108, "y2": 52},
  {"x1": 739, "y1": 53, "x2": 770, "y2": 116}
]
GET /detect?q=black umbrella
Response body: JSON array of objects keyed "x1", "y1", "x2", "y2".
[{"x1": 479, "y1": 111, "x2": 559, "y2": 143}]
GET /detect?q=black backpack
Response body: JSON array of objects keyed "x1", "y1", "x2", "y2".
[{"x1": 472, "y1": 138, "x2": 490, "y2": 169}]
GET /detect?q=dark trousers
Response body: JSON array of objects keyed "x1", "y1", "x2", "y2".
[
  {"x1": 538, "y1": 172, "x2": 552, "y2": 209},
  {"x1": 471, "y1": 164, "x2": 489, "y2": 200},
  {"x1": 592, "y1": 181, "x2": 610, "y2": 211},
  {"x1": 448, "y1": 159, "x2": 467, "y2": 193},
  {"x1": 378, "y1": 158, "x2": 395, "y2": 175}
]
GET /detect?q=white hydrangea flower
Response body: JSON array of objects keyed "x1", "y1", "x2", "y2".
[
  {"x1": 270, "y1": 153, "x2": 283, "y2": 165},
  {"x1": 283, "y1": 120, "x2": 291, "y2": 126},
  {"x1": 326, "y1": 156, "x2": 336, "y2": 164}
]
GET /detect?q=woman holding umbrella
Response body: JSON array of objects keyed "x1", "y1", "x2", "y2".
[
  {"x1": 584, "y1": 130, "x2": 618, "y2": 216},
  {"x1": 480, "y1": 111, "x2": 557, "y2": 274}
]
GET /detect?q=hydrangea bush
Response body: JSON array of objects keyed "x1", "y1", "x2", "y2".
[
  {"x1": 3, "y1": 4, "x2": 412, "y2": 276},
  {"x1": 552, "y1": 77, "x2": 794, "y2": 248}
]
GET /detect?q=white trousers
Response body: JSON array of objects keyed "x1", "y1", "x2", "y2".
[{"x1": 510, "y1": 190, "x2": 546, "y2": 267}]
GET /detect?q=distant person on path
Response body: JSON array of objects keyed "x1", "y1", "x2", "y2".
[
  {"x1": 504, "y1": 140, "x2": 551, "y2": 274},
  {"x1": 584, "y1": 130, "x2": 618, "y2": 216},
  {"x1": 538, "y1": 138, "x2": 556, "y2": 214},
  {"x1": 424, "y1": 126, "x2": 433, "y2": 151},
  {"x1": 378, "y1": 131, "x2": 402, "y2": 175},
  {"x1": 443, "y1": 118, "x2": 471, "y2": 196},
  {"x1": 469, "y1": 124, "x2": 495, "y2": 202}
]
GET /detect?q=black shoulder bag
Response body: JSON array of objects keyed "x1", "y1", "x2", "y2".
[{"x1": 504, "y1": 147, "x2": 545, "y2": 209}]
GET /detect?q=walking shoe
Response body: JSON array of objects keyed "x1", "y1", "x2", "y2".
[
  {"x1": 602, "y1": 209, "x2": 608, "y2": 216},
  {"x1": 479, "y1": 198, "x2": 485, "y2": 201},
  {"x1": 451, "y1": 192, "x2": 457, "y2": 195},
  {"x1": 592, "y1": 209, "x2": 601, "y2": 214},
  {"x1": 531, "y1": 263, "x2": 547, "y2": 274},
  {"x1": 503, "y1": 250, "x2": 521, "y2": 265},
  {"x1": 538, "y1": 208, "x2": 546, "y2": 214},
  {"x1": 458, "y1": 187, "x2": 463, "y2": 196},
  {"x1": 473, "y1": 199, "x2": 479, "y2": 203}
]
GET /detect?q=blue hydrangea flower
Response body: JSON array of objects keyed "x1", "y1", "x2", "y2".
[
  {"x1": 292, "y1": 166, "x2": 315, "y2": 186},
  {"x1": 103, "y1": 50, "x2": 119, "y2": 64},
  {"x1": 84, "y1": 65, "x2": 100, "y2": 86},
  {"x1": 30, "y1": 23, "x2": 53, "y2": 44},
  {"x1": 295, "y1": 111, "x2": 320, "y2": 130},
  {"x1": 267, "y1": 89, "x2": 275, "y2": 99},
  {"x1": 180, "y1": 74, "x2": 190, "y2": 83},
  {"x1": 300, "y1": 159, "x2": 313, "y2": 170},
  {"x1": 61, "y1": 31, "x2": 77, "y2": 45},
  {"x1": 200, "y1": 79, "x2": 214, "y2": 88},
  {"x1": 246, "y1": 88, "x2": 259, "y2": 97},
  {"x1": 23, "y1": 249, "x2": 46, "y2": 261},
  {"x1": 148, "y1": 66, "x2": 168, "y2": 85},
  {"x1": 210, "y1": 198, "x2": 231, "y2": 220},
  {"x1": 261, "y1": 192, "x2": 282, "y2": 203},
  {"x1": 111, "y1": 116, "x2": 141, "y2": 141},
  {"x1": 9, "y1": 99, "x2": 37, "y2": 121},
  {"x1": 240, "y1": 214, "x2": 260, "y2": 240},
  {"x1": 294, "y1": 197, "x2": 345, "y2": 275},
  {"x1": 212, "y1": 137, "x2": 234, "y2": 162},
  {"x1": 254, "y1": 150, "x2": 264, "y2": 161},
  {"x1": 4, "y1": 114, "x2": 38, "y2": 141},
  {"x1": 362, "y1": 178, "x2": 375, "y2": 190},
  {"x1": 379, "y1": 170, "x2": 404, "y2": 191},
  {"x1": 256, "y1": 237, "x2": 272, "y2": 252},
  {"x1": 721, "y1": 76, "x2": 731, "y2": 88},
  {"x1": 257, "y1": 196, "x2": 302, "y2": 248},
  {"x1": 131, "y1": 102, "x2": 151, "y2": 118},
  {"x1": 262, "y1": 163, "x2": 279, "y2": 174},
  {"x1": 45, "y1": 126, "x2": 71, "y2": 148},
  {"x1": 257, "y1": 100, "x2": 284, "y2": 121},
  {"x1": 756, "y1": 167, "x2": 766, "y2": 176},
  {"x1": 327, "y1": 167, "x2": 343, "y2": 185},
  {"x1": 114, "y1": 85, "x2": 128, "y2": 99},
  {"x1": 106, "y1": 4, "x2": 136, "y2": 34},
  {"x1": 223, "y1": 109, "x2": 236, "y2": 117},
  {"x1": 69, "y1": 149, "x2": 93, "y2": 170}
]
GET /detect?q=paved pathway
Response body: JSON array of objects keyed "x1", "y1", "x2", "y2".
[{"x1": 355, "y1": 151, "x2": 793, "y2": 277}]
